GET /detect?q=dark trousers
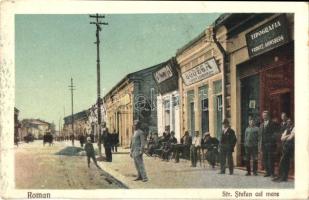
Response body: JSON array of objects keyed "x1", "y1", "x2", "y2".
[
  {"x1": 220, "y1": 149, "x2": 234, "y2": 174},
  {"x1": 190, "y1": 146, "x2": 198, "y2": 167},
  {"x1": 262, "y1": 145, "x2": 275, "y2": 176},
  {"x1": 87, "y1": 154, "x2": 98, "y2": 167},
  {"x1": 245, "y1": 146, "x2": 258, "y2": 174},
  {"x1": 278, "y1": 144, "x2": 293, "y2": 180},
  {"x1": 104, "y1": 146, "x2": 112, "y2": 162},
  {"x1": 111, "y1": 145, "x2": 118, "y2": 152},
  {"x1": 206, "y1": 149, "x2": 218, "y2": 168}
]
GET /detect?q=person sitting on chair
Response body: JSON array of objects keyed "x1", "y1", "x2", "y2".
[
  {"x1": 161, "y1": 131, "x2": 177, "y2": 161},
  {"x1": 202, "y1": 132, "x2": 219, "y2": 169}
]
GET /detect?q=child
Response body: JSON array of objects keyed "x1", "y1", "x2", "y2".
[{"x1": 84, "y1": 137, "x2": 99, "y2": 168}]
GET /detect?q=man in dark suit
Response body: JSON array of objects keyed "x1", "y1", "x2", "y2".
[
  {"x1": 219, "y1": 119, "x2": 237, "y2": 175},
  {"x1": 260, "y1": 110, "x2": 277, "y2": 177},
  {"x1": 101, "y1": 122, "x2": 112, "y2": 162}
]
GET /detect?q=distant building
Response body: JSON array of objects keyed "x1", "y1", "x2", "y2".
[
  {"x1": 14, "y1": 107, "x2": 21, "y2": 140},
  {"x1": 21, "y1": 119, "x2": 51, "y2": 139},
  {"x1": 63, "y1": 110, "x2": 91, "y2": 138},
  {"x1": 103, "y1": 62, "x2": 164, "y2": 147}
]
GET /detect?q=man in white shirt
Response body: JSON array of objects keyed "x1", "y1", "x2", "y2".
[{"x1": 190, "y1": 131, "x2": 201, "y2": 167}]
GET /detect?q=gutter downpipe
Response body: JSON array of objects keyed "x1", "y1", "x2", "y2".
[{"x1": 212, "y1": 26, "x2": 228, "y2": 120}]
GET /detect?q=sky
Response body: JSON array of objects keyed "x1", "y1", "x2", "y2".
[{"x1": 15, "y1": 13, "x2": 221, "y2": 129}]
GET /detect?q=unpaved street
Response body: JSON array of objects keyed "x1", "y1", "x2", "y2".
[{"x1": 15, "y1": 141, "x2": 125, "y2": 189}]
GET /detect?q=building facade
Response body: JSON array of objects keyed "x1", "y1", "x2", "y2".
[
  {"x1": 154, "y1": 58, "x2": 181, "y2": 140},
  {"x1": 104, "y1": 63, "x2": 164, "y2": 147},
  {"x1": 63, "y1": 110, "x2": 91, "y2": 138},
  {"x1": 214, "y1": 13, "x2": 294, "y2": 170},
  {"x1": 21, "y1": 119, "x2": 51, "y2": 139},
  {"x1": 176, "y1": 27, "x2": 225, "y2": 140}
]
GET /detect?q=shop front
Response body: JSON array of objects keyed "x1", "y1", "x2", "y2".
[
  {"x1": 176, "y1": 28, "x2": 224, "y2": 138},
  {"x1": 225, "y1": 13, "x2": 294, "y2": 173},
  {"x1": 154, "y1": 58, "x2": 180, "y2": 140}
]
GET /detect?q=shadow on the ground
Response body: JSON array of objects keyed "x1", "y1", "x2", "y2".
[{"x1": 55, "y1": 146, "x2": 84, "y2": 156}]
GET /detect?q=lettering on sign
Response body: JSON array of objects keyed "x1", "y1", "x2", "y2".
[
  {"x1": 154, "y1": 64, "x2": 173, "y2": 84},
  {"x1": 246, "y1": 15, "x2": 289, "y2": 57},
  {"x1": 182, "y1": 58, "x2": 220, "y2": 85}
]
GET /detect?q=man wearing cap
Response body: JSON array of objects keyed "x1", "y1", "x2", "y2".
[
  {"x1": 219, "y1": 119, "x2": 237, "y2": 175},
  {"x1": 130, "y1": 120, "x2": 148, "y2": 182},
  {"x1": 244, "y1": 118, "x2": 259, "y2": 176},
  {"x1": 260, "y1": 111, "x2": 277, "y2": 177},
  {"x1": 84, "y1": 137, "x2": 99, "y2": 168}
]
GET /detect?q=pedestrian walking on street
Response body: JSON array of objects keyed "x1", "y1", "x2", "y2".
[
  {"x1": 244, "y1": 118, "x2": 259, "y2": 176},
  {"x1": 84, "y1": 137, "x2": 100, "y2": 169},
  {"x1": 260, "y1": 110, "x2": 277, "y2": 178},
  {"x1": 130, "y1": 120, "x2": 148, "y2": 182},
  {"x1": 190, "y1": 131, "x2": 202, "y2": 167},
  {"x1": 219, "y1": 119, "x2": 237, "y2": 175},
  {"x1": 101, "y1": 123, "x2": 112, "y2": 162},
  {"x1": 273, "y1": 120, "x2": 294, "y2": 182}
]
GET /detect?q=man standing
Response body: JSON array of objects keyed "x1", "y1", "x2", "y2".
[
  {"x1": 190, "y1": 131, "x2": 201, "y2": 167},
  {"x1": 219, "y1": 119, "x2": 237, "y2": 175},
  {"x1": 244, "y1": 118, "x2": 259, "y2": 176},
  {"x1": 260, "y1": 110, "x2": 277, "y2": 177},
  {"x1": 273, "y1": 119, "x2": 294, "y2": 182},
  {"x1": 130, "y1": 120, "x2": 148, "y2": 182},
  {"x1": 101, "y1": 122, "x2": 112, "y2": 162}
]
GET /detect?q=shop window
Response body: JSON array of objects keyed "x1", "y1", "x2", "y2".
[
  {"x1": 172, "y1": 95, "x2": 179, "y2": 107},
  {"x1": 199, "y1": 86, "x2": 209, "y2": 134}
]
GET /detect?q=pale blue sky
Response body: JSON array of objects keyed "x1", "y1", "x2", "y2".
[{"x1": 15, "y1": 14, "x2": 221, "y2": 128}]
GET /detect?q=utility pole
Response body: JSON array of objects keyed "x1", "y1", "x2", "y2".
[
  {"x1": 89, "y1": 13, "x2": 108, "y2": 156},
  {"x1": 68, "y1": 78, "x2": 76, "y2": 146}
]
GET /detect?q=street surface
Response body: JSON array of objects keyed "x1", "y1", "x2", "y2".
[
  {"x1": 99, "y1": 148, "x2": 294, "y2": 189},
  {"x1": 15, "y1": 141, "x2": 294, "y2": 189},
  {"x1": 15, "y1": 141, "x2": 125, "y2": 189}
]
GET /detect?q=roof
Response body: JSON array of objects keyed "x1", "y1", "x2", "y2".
[
  {"x1": 64, "y1": 110, "x2": 90, "y2": 124},
  {"x1": 103, "y1": 60, "x2": 169, "y2": 100},
  {"x1": 176, "y1": 30, "x2": 206, "y2": 56},
  {"x1": 21, "y1": 119, "x2": 51, "y2": 126}
]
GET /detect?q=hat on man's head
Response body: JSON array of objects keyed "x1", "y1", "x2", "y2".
[
  {"x1": 222, "y1": 118, "x2": 230, "y2": 125},
  {"x1": 204, "y1": 132, "x2": 210, "y2": 137}
]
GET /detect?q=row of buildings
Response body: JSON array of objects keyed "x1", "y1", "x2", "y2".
[
  {"x1": 14, "y1": 107, "x2": 55, "y2": 141},
  {"x1": 64, "y1": 13, "x2": 294, "y2": 169}
]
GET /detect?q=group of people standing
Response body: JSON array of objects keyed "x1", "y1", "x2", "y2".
[{"x1": 244, "y1": 111, "x2": 294, "y2": 182}]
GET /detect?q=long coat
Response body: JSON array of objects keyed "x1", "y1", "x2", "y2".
[
  {"x1": 220, "y1": 128, "x2": 237, "y2": 152},
  {"x1": 130, "y1": 129, "x2": 146, "y2": 157},
  {"x1": 259, "y1": 121, "x2": 277, "y2": 150}
]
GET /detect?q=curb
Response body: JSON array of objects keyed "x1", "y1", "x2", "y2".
[{"x1": 98, "y1": 162, "x2": 131, "y2": 189}]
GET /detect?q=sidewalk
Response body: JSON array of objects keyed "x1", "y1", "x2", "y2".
[{"x1": 97, "y1": 147, "x2": 294, "y2": 189}]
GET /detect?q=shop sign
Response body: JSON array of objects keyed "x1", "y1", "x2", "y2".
[
  {"x1": 246, "y1": 15, "x2": 289, "y2": 58},
  {"x1": 182, "y1": 58, "x2": 220, "y2": 85},
  {"x1": 154, "y1": 64, "x2": 173, "y2": 84}
]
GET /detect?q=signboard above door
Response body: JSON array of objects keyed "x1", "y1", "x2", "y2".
[
  {"x1": 246, "y1": 15, "x2": 289, "y2": 58},
  {"x1": 182, "y1": 57, "x2": 220, "y2": 86}
]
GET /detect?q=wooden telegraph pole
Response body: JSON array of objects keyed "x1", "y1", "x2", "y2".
[
  {"x1": 89, "y1": 14, "x2": 108, "y2": 156},
  {"x1": 68, "y1": 78, "x2": 76, "y2": 146}
]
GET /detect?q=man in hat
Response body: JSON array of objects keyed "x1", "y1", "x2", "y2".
[
  {"x1": 260, "y1": 110, "x2": 277, "y2": 177},
  {"x1": 101, "y1": 122, "x2": 112, "y2": 162},
  {"x1": 130, "y1": 120, "x2": 148, "y2": 182},
  {"x1": 219, "y1": 119, "x2": 237, "y2": 175}
]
